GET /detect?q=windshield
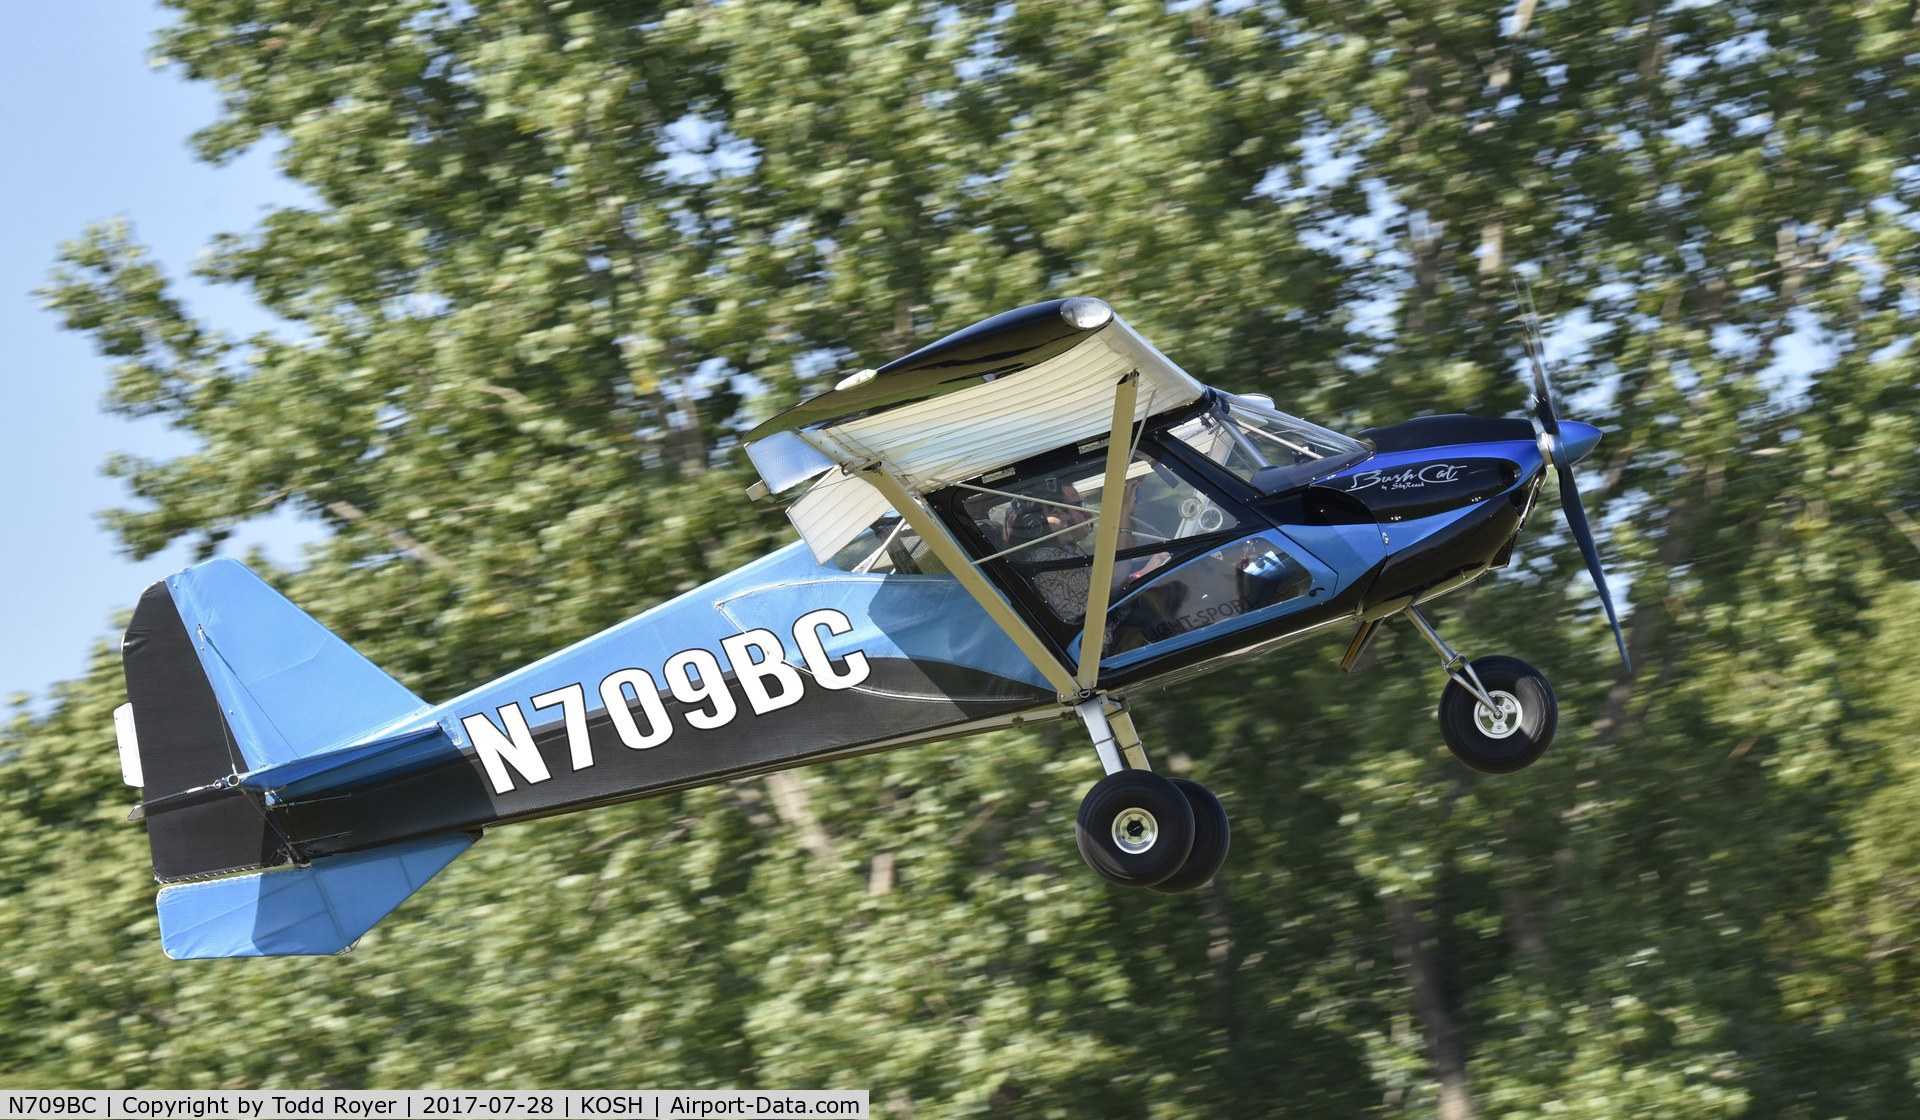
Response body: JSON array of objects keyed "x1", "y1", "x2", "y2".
[{"x1": 1167, "y1": 395, "x2": 1369, "y2": 495}]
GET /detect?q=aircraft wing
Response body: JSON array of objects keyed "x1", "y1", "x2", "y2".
[{"x1": 745, "y1": 299, "x2": 1205, "y2": 496}]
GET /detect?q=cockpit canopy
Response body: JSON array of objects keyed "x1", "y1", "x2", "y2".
[
  {"x1": 820, "y1": 391, "x2": 1343, "y2": 661},
  {"x1": 1166, "y1": 393, "x2": 1370, "y2": 496}
]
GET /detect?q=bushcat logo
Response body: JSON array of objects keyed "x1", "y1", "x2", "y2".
[
  {"x1": 1340, "y1": 462, "x2": 1469, "y2": 493},
  {"x1": 458, "y1": 609, "x2": 870, "y2": 794}
]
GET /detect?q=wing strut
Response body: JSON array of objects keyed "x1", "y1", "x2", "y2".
[
  {"x1": 859, "y1": 371, "x2": 1145, "y2": 702},
  {"x1": 859, "y1": 464, "x2": 1083, "y2": 701},
  {"x1": 1076, "y1": 373, "x2": 1140, "y2": 687}
]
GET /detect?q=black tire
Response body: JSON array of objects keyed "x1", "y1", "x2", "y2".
[
  {"x1": 1149, "y1": 779, "x2": 1231, "y2": 894},
  {"x1": 1075, "y1": 769, "x2": 1195, "y2": 888},
  {"x1": 1438, "y1": 655, "x2": 1557, "y2": 774}
]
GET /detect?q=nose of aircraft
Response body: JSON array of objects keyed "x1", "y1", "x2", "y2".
[{"x1": 1557, "y1": 420, "x2": 1602, "y2": 464}]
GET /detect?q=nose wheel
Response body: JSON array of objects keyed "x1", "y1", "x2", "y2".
[
  {"x1": 1405, "y1": 610, "x2": 1559, "y2": 773},
  {"x1": 1437, "y1": 656, "x2": 1558, "y2": 773}
]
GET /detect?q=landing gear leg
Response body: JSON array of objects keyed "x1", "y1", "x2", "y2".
[
  {"x1": 1404, "y1": 608, "x2": 1559, "y2": 773},
  {"x1": 1405, "y1": 608, "x2": 1498, "y2": 710},
  {"x1": 1074, "y1": 697, "x2": 1130, "y2": 776},
  {"x1": 1071, "y1": 698, "x2": 1230, "y2": 891}
]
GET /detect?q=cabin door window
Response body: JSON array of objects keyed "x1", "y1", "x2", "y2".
[
  {"x1": 1100, "y1": 536, "x2": 1315, "y2": 657},
  {"x1": 955, "y1": 445, "x2": 1241, "y2": 627}
]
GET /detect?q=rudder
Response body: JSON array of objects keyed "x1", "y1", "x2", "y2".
[{"x1": 122, "y1": 578, "x2": 283, "y2": 881}]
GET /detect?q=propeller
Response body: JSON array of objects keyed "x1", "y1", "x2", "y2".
[{"x1": 1516, "y1": 283, "x2": 1631, "y2": 672}]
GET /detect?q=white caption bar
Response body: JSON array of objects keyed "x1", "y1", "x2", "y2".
[{"x1": 0, "y1": 1091, "x2": 868, "y2": 1120}]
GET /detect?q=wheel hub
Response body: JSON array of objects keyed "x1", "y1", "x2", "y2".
[
  {"x1": 1111, "y1": 807, "x2": 1159, "y2": 854},
  {"x1": 1474, "y1": 690, "x2": 1523, "y2": 739}
]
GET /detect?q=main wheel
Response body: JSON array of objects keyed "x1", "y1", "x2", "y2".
[
  {"x1": 1075, "y1": 770, "x2": 1195, "y2": 888},
  {"x1": 1437, "y1": 655, "x2": 1558, "y2": 774},
  {"x1": 1149, "y1": 778, "x2": 1231, "y2": 894}
]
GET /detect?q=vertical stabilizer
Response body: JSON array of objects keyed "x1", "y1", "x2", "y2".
[
  {"x1": 165, "y1": 558, "x2": 428, "y2": 768},
  {"x1": 122, "y1": 560, "x2": 432, "y2": 881},
  {"x1": 122, "y1": 558, "x2": 469, "y2": 925}
]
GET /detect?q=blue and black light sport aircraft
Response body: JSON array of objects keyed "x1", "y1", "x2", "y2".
[{"x1": 114, "y1": 296, "x2": 1626, "y2": 959}]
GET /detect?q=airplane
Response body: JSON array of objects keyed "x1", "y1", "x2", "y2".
[{"x1": 111, "y1": 295, "x2": 1625, "y2": 959}]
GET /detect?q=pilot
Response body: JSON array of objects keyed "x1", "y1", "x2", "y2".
[
  {"x1": 1004, "y1": 476, "x2": 1174, "y2": 627},
  {"x1": 1004, "y1": 479, "x2": 1094, "y2": 622},
  {"x1": 1004, "y1": 479, "x2": 1092, "y2": 545}
]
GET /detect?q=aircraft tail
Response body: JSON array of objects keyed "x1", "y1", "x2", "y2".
[{"x1": 118, "y1": 558, "x2": 473, "y2": 958}]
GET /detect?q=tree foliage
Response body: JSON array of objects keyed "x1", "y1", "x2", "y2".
[{"x1": 11, "y1": 0, "x2": 1920, "y2": 1114}]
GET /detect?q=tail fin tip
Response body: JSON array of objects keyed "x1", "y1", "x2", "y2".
[{"x1": 167, "y1": 558, "x2": 426, "y2": 769}]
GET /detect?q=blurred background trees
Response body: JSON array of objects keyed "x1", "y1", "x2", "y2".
[{"x1": 8, "y1": 0, "x2": 1920, "y2": 1114}]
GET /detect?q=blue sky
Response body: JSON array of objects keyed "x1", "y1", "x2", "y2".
[{"x1": 1, "y1": 1, "x2": 326, "y2": 710}]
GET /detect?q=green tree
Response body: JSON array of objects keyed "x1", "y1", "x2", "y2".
[{"x1": 8, "y1": 0, "x2": 1920, "y2": 1116}]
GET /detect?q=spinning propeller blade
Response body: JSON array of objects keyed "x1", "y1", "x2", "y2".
[
  {"x1": 1520, "y1": 290, "x2": 1560, "y2": 440},
  {"x1": 1517, "y1": 284, "x2": 1631, "y2": 672}
]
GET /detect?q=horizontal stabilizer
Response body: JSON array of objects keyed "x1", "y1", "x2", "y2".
[
  {"x1": 157, "y1": 832, "x2": 473, "y2": 959},
  {"x1": 236, "y1": 724, "x2": 458, "y2": 801}
]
